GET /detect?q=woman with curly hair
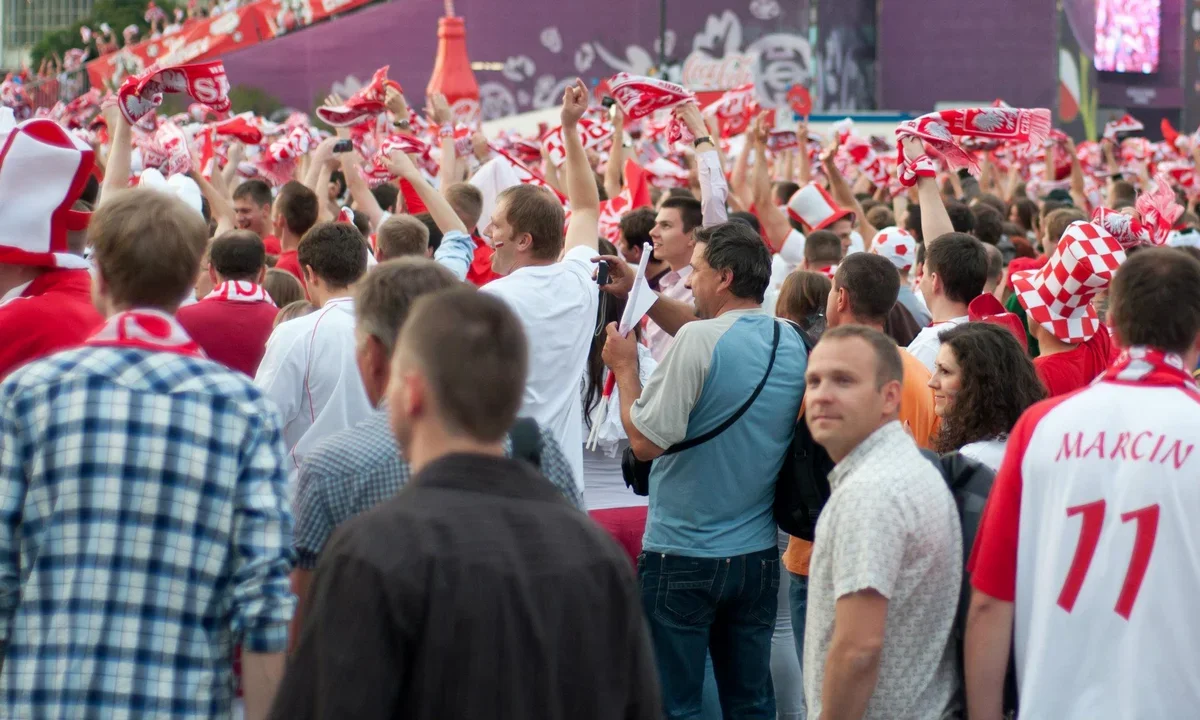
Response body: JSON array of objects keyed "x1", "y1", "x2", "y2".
[{"x1": 928, "y1": 322, "x2": 1046, "y2": 469}]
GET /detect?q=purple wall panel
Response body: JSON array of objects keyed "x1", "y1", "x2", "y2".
[{"x1": 877, "y1": 0, "x2": 1057, "y2": 112}]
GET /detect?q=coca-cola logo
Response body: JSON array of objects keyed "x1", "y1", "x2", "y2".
[{"x1": 681, "y1": 53, "x2": 754, "y2": 92}]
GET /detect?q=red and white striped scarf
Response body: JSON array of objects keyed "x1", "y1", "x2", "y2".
[
  {"x1": 86, "y1": 309, "x2": 204, "y2": 358},
  {"x1": 203, "y1": 281, "x2": 271, "y2": 304}
]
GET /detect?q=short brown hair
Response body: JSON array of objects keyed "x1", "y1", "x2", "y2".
[
  {"x1": 1110, "y1": 248, "x2": 1200, "y2": 354},
  {"x1": 357, "y1": 258, "x2": 460, "y2": 356},
  {"x1": 1044, "y1": 207, "x2": 1086, "y2": 251},
  {"x1": 445, "y1": 182, "x2": 484, "y2": 231},
  {"x1": 263, "y1": 268, "x2": 305, "y2": 307},
  {"x1": 89, "y1": 189, "x2": 208, "y2": 310},
  {"x1": 397, "y1": 288, "x2": 528, "y2": 441},
  {"x1": 376, "y1": 215, "x2": 430, "y2": 260},
  {"x1": 775, "y1": 270, "x2": 831, "y2": 325},
  {"x1": 805, "y1": 230, "x2": 842, "y2": 265},
  {"x1": 866, "y1": 205, "x2": 895, "y2": 230},
  {"x1": 497, "y1": 184, "x2": 565, "y2": 260},
  {"x1": 820, "y1": 325, "x2": 904, "y2": 389},
  {"x1": 834, "y1": 253, "x2": 901, "y2": 324},
  {"x1": 297, "y1": 222, "x2": 368, "y2": 288},
  {"x1": 209, "y1": 230, "x2": 265, "y2": 281},
  {"x1": 275, "y1": 181, "x2": 319, "y2": 237}
]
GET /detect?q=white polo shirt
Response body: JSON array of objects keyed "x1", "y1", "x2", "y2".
[
  {"x1": 482, "y1": 245, "x2": 597, "y2": 492},
  {"x1": 255, "y1": 296, "x2": 373, "y2": 475}
]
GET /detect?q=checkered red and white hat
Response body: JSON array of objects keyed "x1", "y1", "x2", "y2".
[
  {"x1": 1011, "y1": 221, "x2": 1126, "y2": 344},
  {"x1": 0, "y1": 116, "x2": 93, "y2": 269},
  {"x1": 787, "y1": 182, "x2": 854, "y2": 232},
  {"x1": 870, "y1": 226, "x2": 916, "y2": 272}
]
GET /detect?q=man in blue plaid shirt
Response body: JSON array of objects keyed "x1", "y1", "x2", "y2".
[{"x1": 0, "y1": 190, "x2": 296, "y2": 720}]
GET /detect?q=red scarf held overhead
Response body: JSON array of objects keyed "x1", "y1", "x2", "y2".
[
  {"x1": 316, "y1": 66, "x2": 401, "y2": 128},
  {"x1": 116, "y1": 60, "x2": 230, "y2": 125},
  {"x1": 86, "y1": 309, "x2": 205, "y2": 358},
  {"x1": 895, "y1": 106, "x2": 1052, "y2": 174},
  {"x1": 203, "y1": 281, "x2": 271, "y2": 304},
  {"x1": 1103, "y1": 346, "x2": 1199, "y2": 394}
]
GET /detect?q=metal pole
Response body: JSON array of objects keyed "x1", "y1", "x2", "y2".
[{"x1": 658, "y1": 0, "x2": 666, "y2": 77}]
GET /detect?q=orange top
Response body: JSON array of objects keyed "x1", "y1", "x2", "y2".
[{"x1": 783, "y1": 349, "x2": 938, "y2": 575}]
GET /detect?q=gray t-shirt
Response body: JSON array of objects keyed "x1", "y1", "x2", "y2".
[{"x1": 804, "y1": 421, "x2": 962, "y2": 719}]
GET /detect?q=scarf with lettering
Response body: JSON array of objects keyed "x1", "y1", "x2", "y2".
[
  {"x1": 203, "y1": 281, "x2": 271, "y2": 304},
  {"x1": 895, "y1": 106, "x2": 1052, "y2": 174},
  {"x1": 117, "y1": 61, "x2": 230, "y2": 125},
  {"x1": 1102, "y1": 346, "x2": 1199, "y2": 394},
  {"x1": 86, "y1": 309, "x2": 204, "y2": 358}
]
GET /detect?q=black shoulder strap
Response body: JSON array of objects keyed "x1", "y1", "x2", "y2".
[
  {"x1": 664, "y1": 321, "x2": 782, "y2": 456},
  {"x1": 510, "y1": 417, "x2": 542, "y2": 467}
]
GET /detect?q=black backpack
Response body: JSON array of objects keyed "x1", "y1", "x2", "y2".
[
  {"x1": 921, "y1": 449, "x2": 1019, "y2": 717},
  {"x1": 773, "y1": 324, "x2": 836, "y2": 541}
]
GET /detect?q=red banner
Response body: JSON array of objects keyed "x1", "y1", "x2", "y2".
[{"x1": 86, "y1": 0, "x2": 374, "y2": 90}]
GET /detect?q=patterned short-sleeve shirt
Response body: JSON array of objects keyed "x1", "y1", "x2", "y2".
[{"x1": 803, "y1": 421, "x2": 963, "y2": 719}]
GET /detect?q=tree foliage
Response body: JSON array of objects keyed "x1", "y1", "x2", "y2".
[{"x1": 30, "y1": 0, "x2": 183, "y2": 68}]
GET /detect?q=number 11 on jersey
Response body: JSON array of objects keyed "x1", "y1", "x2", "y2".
[{"x1": 1057, "y1": 500, "x2": 1160, "y2": 619}]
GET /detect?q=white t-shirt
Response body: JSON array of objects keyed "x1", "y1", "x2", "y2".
[
  {"x1": 906, "y1": 315, "x2": 968, "y2": 372},
  {"x1": 765, "y1": 230, "x2": 806, "y2": 315},
  {"x1": 960, "y1": 438, "x2": 1006, "y2": 471},
  {"x1": 483, "y1": 245, "x2": 598, "y2": 492},
  {"x1": 255, "y1": 297, "x2": 373, "y2": 477}
]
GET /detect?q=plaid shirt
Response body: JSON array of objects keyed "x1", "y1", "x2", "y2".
[
  {"x1": 0, "y1": 346, "x2": 296, "y2": 720},
  {"x1": 293, "y1": 407, "x2": 581, "y2": 569}
]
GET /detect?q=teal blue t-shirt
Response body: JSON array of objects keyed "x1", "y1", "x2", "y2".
[{"x1": 631, "y1": 310, "x2": 807, "y2": 558}]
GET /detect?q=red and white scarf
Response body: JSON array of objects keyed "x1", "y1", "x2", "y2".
[
  {"x1": 1103, "y1": 346, "x2": 1199, "y2": 395},
  {"x1": 316, "y1": 66, "x2": 400, "y2": 128},
  {"x1": 702, "y1": 83, "x2": 759, "y2": 138},
  {"x1": 86, "y1": 309, "x2": 204, "y2": 358},
  {"x1": 117, "y1": 61, "x2": 230, "y2": 125},
  {"x1": 203, "y1": 281, "x2": 271, "y2": 304},
  {"x1": 541, "y1": 118, "x2": 614, "y2": 168},
  {"x1": 213, "y1": 113, "x2": 264, "y2": 145},
  {"x1": 842, "y1": 135, "x2": 890, "y2": 188},
  {"x1": 608, "y1": 72, "x2": 694, "y2": 145},
  {"x1": 896, "y1": 106, "x2": 1051, "y2": 174},
  {"x1": 1103, "y1": 114, "x2": 1144, "y2": 141}
]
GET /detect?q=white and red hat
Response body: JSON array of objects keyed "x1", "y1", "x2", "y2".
[
  {"x1": 786, "y1": 183, "x2": 854, "y2": 232},
  {"x1": 0, "y1": 116, "x2": 93, "y2": 269},
  {"x1": 1011, "y1": 221, "x2": 1125, "y2": 344},
  {"x1": 870, "y1": 226, "x2": 916, "y2": 272}
]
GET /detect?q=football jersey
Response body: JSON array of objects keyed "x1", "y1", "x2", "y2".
[{"x1": 970, "y1": 352, "x2": 1200, "y2": 719}]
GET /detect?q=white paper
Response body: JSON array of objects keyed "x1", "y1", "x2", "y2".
[{"x1": 618, "y1": 242, "x2": 656, "y2": 336}]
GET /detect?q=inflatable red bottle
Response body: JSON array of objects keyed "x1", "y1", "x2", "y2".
[{"x1": 426, "y1": 3, "x2": 480, "y2": 125}]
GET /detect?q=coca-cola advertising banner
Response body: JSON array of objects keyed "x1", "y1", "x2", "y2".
[{"x1": 87, "y1": 0, "x2": 375, "y2": 90}]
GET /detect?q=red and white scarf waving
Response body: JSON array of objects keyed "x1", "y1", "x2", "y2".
[
  {"x1": 842, "y1": 135, "x2": 889, "y2": 188},
  {"x1": 117, "y1": 61, "x2": 230, "y2": 125},
  {"x1": 1135, "y1": 173, "x2": 1184, "y2": 245},
  {"x1": 609, "y1": 72, "x2": 694, "y2": 145},
  {"x1": 1103, "y1": 346, "x2": 1199, "y2": 395},
  {"x1": 541, "y1": 118, "x2": 614, "y2": 168},
  {"x1": 316, "y1": 66, "x2": 401, "y2": 128},
  {"x1": 703, "y1": 84, "x2": 758, "y2": 138},
  {"x1": 213, "y1": 113, "x2": 264, "y2": 145},
  {"x1": 896, "y1": 106, "x2": 1051, "y2": 174},
  {"x1": 1104, "y1": 113, "x2": 1144, "y2": 141},
  {"x1": 204, "y1": 281, "x2": 271, "y2": 304},
  {"x1": 86, "y1": 309, "x2": 204, "y2": 358}
]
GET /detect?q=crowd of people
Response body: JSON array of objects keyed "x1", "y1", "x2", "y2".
[{"x1": 2, "y1": 57, "x2": 1200, "y2": 720}]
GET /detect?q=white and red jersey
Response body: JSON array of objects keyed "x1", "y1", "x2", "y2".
[{"x1": 970, "y1": 347, "x2": 1200, "y2": 719}]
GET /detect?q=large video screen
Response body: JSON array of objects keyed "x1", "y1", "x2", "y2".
[{"x1": 1095, "y1": 0, "x2": 1162, "y2": 74}]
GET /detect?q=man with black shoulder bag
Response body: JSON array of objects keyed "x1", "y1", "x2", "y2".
[{"x1": 602, "y1": 221, "x2": 808, "y2": 718}]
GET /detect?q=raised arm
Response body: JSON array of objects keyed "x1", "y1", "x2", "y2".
[
  {"x1": 676, "y1": 101, "x2": 727, "y2": 227},
  {"x1": 751, "y1": 115, "x2": 792, "y2": 252},
  {"x1": 222, "y1": 141, "x2": 243, "y2": 189},
  {"x1": 603, "y1": 106, "x2": 626, "y2": 201},
  {"x1": 561, "y1": 79, "x2": 600, "y2": 254},
  {"x1": 100, "y1": 106, "x2": 131, "y2": 205},
  {"x1": 796, "y1": 122, "x2": 813, "y2": 185},
  {"x1": 901, "y1": 136, "x2": 954, "y2": 244},
  {"x1": 425, "y1": 93, "x2": 458, "y2": 193},
  {"x1": 823, "y1": 143, "x2": 876, "y2": 246},
  {"x1": 730, "y1": 132, "x2": 755, "y2": 209},
  {"x1": 1064, "y1": 137, "x2": 1089, "y2": 212},
  {"x1": 336, "y1": 150, "x2": 386, "y2": 231},
  {"x1": 387, "y1": 150, "x2": 473, "y2": 279}
]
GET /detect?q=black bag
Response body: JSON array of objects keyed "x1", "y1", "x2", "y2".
[
  {"x1": 622, "y1": 322, "x2": 781, "y2": 496},
  {"x1": 921, "y1": 449, "x2": 1018, "y2": 718},
  {"x1": 510, "y1": 417, "x2": 543, "y2": 467},
  {"x1": 773, "y1": 323, "x2": 835, "y2": 541}
]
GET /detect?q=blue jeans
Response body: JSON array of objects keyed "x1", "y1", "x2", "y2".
[
  {"x1": 789, "y1": 572, "x2": 809, "y2": 676},
  {"x1": 639, "y1": 547, "x2": 779, "y2": 719}
]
